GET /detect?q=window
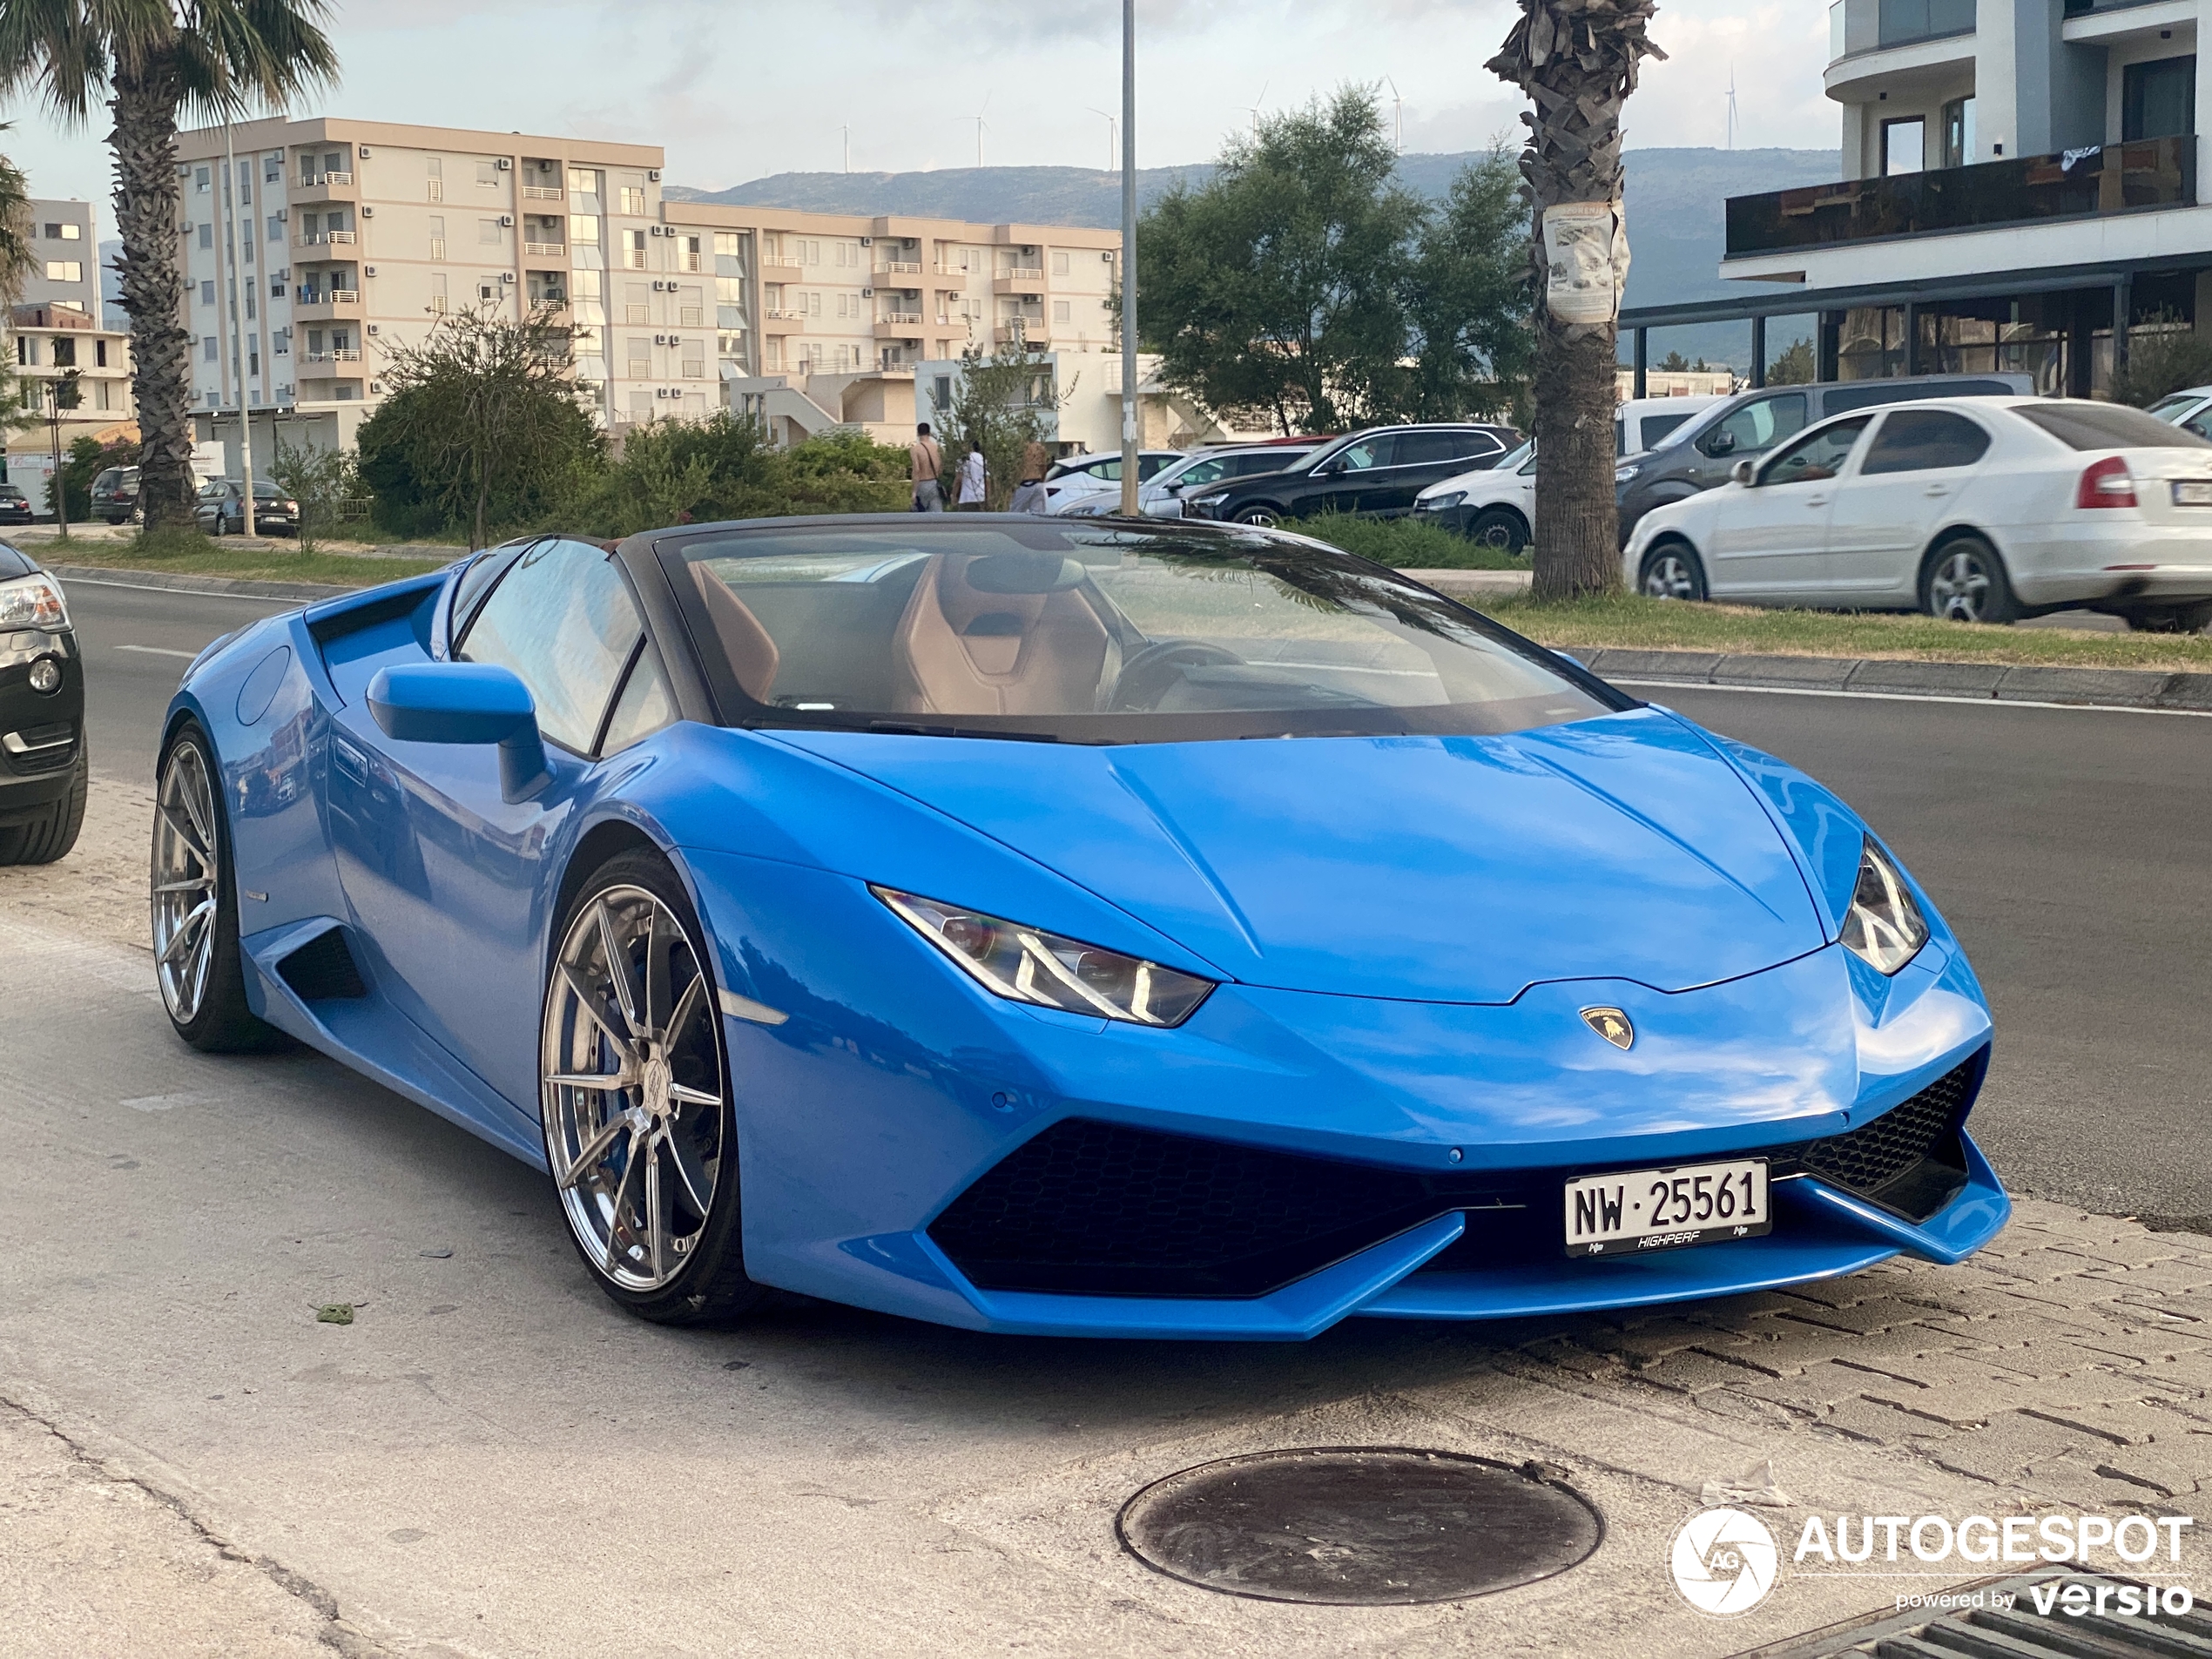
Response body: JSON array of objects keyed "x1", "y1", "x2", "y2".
[
  {"x1": 598, "y1": 645, "x2": 676, "y2": 755},
  {"x1": 267, "y1": 214, "x2": 283, "y2": 242},
  {"x1": 203, "y1": 336, "x2": 219, "y2": 362},
  {"x1": 324, "y1": 152, "x2": 343, "y2": 176},
  {"x1": 51, "y1": 337, "x2": 73, "y2": 368},
  {"x1": 569, "y1": 213, "x2": 599, "y2": 246},
  {"x1": 265, "y1": 152, "x2": 281, "y2": 184},
  {"x1": 719, "y1": 333, "x2": 745, "y2": 357},
  {"x1": 479, "y1": 218, "x2": 502, "y2": 244},
  {"x1": 1939, "y1": 96, "x2": 1975, "y2": 168},
  {"x1": 1398, "y1": 431, "x2": 1486, "y2": 467},
  {"x1": 833, "y1": 241, "x2": 855, "y2": 267},
  {"x1": 2016, "y1": 401, "x2": 2212, "y2": 451},
  {"x1": 625, "y1": 230, "x2": 647, "y2": 269},
  {"x1": 2123, "y1": 56, "x2": 2196, "y2": 143},
  {"x1": 1860, "y1": 409, "x2": 1992, "y2": 474},
  {"x1": 1881, "y1": 117, "x2": 1924, "y2": 176},
  {"x1": 195, "y1": 166, "x2": 210, "y2": 192},
  {"x1": 568, "y1": 167, "x2": 598, "y2": 196},
  {"x1": 572, "y1": 324, "x2": 600, "y2": 354},
  {"x1": 1336, "y1": 435, "x2": 1400, "y2": 470},
  {"x1": 626, "y1": 338, "x2": 651, "y2": 374},
  {"x1": 716, "y1": 276, "x2": 745, "y2": 306},
  {"x1": 240, "y1": 236, "x2": 253, "y2": 265},
  {"x1": 476, "y1": 160, "x2": 500, "y2": 186},
  {"x1": 714, "y1": 232, "x2": 743, "y2": 258},
  {"x1": 682, "y1": 235, "x2": 702, "y2": 273},
  {"x1": 1052, "y1": 300, "x2": 1071, "y2": 323},
  {"x1": 94, "y1": 341, "x2": 107, "y2": 368},
  {"x1": 44, "y1": 260, "x2": 81, "y2": 283},
  {"x1": 682, "y1": 354, "x2": 705, "y2": 379},
  {"x1": 455, "y1": 538, "x2": 644, "y2": 754},
  {"x1": 619, "y1": 185, "x2": 645, "y2": 215},
  {"x1": 1699, "y1": 394, "x2": 1806, "y2": 458},
  {"x1": 199, "y1": 223, "x2": 214, "y2": 250},
  {"x1": 1758, "y1": 416, "x2": 1870, "y2": 485},
  {"x1": 200, "y1": 280, "x2": 216, "y2": 306},
  {"x1": 797, "y1": 239, "x2": 819, "y2": 266}
]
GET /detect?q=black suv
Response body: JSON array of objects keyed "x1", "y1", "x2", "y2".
[
  {"x1": 1615, "y1": 373, "x2": 2036, "y2": 541},
  {"x1": 1184, "y1": 423, "x2": 1518, "y2": 525},
  {"x1": 0, "y1": 546, "x2": 85, "y2": 864},
  {"x1": 91, "y1": 465, "x2": 139, "y2": 523},
  {"x1": 0, "y1": 484, "x2": 31, "y2": 525},
  {"x1": 195, "y1": 478, "x2": 300, "y2": 536}
]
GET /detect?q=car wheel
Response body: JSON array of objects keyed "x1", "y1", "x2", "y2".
[
  {"x1": 1234, "y1": 505, "x2": 1282, "y2": 528},
  {"x1": 1639, "y1": 540, "x2": 1708, "y2": 602},
  {"x1": 2121, "y1": 602, "x2": 2212, "y2": 633},
  {"x1": 1466, "y1": 507, "x2": 1529, "y2": 554},
  {"x1": 105, "y1": 516, "x2": 125, "y2": 526},
  {"x1": 1921, "y1": 535, "x2": 2019, "y2": 624},
  {"x1": 541, "y1": 849, "x2": 768, "y2": 1326},
  {"x1": 152, "y1": 724, "x2": 286, "y2": 1052},
  {"x1": 0, "y1": 738, "x2": 87, "y2": 866}
]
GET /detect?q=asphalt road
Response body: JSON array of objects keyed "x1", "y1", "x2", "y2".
[{"x1": 56, "y1": 574, "x2": 2212, "y2": 1217}]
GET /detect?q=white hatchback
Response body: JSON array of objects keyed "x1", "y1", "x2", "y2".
[
  {"x1": 1413, "y1": 439, "x2": 1538, "y2": 551},
  {"x1": 1620, "y1": 397, "x2": 2212, "y2": 631}
]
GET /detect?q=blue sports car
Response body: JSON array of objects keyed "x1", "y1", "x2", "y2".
[{"x1": 154, "y1": 517, "x2": 2006, "y2": 1337}]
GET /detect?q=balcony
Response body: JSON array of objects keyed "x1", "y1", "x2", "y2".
[
  {"x1": 994, "y1": 322, "x2": 1049, "y2": 347},
  {"x1": 522, "y1": 184, "x2": 563, "y2": 200},
  {"x1": 873, "y1": 313, "x2": 924, "y2": 338},
  {"x1": 523, "y1": 240, "x2": 565, "y2": 258},
  {"x1": 292, "y1": 288, "x2": 361, "y2": 320},
  {"x1": 761, "y1": 309, "x2": 806, "y2": 334},
  {"x1": 1877, "y1": 0, "x2": 1974, "y2": 49},
  {"x1": 759, "y1": 261, "x2": 804, "y2": 286},
  {"x1": 879, "y1": 260, "x2": 922, "y2": 276},
  {"x1": 295, "y1": 229, "x2": 357, "y2": 248},
  {"x1": 1725, "y1": 135, "x2": 2194, "y2": 258},
  {"x1": 993, "y1": 268, "x2": 1047, "y2": 295},
  {"x1": 292, "y1": 171, "x2": 357, "y2": 206},
  {"x1": 300, "y1": 348, "x2": 363, "y2": 365}
]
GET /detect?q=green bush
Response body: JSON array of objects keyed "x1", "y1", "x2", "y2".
[
  {"x1": 564, "y1": 415, "x2": 907, "y2": 538},
  {"x1": 1291, "y1": 509, "x2": 1527, "y2": 570}
]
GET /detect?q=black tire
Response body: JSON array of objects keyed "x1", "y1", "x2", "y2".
[
  {"x1": 154, "y1": 723, "x2": 287, "y2": 1053},
  {"x1": 2122, "y1": 602, "x2": 2212, "y2": 633},
  {"x1": 1920, "y1": 534, "x2": 2019, "y2": 625},
  {"x1": 104, "y1": 515, "x2": 126, "y2": 526},
  {"x1": 543, "y1": 849, "x2": 768, "y2": 1326},
  {"x1": 1234, "y1": 504, "x2": 1283, "y2": 527},
  {"x1": 1466, "y1": 506, "x2": 1529, "y2": 554},
  {"x1": 0, "y1": 739, "x2": 87, "y2": 865},
  {"x1": 1639, "y1": 538, "x2": 1708, "y2": 602}
]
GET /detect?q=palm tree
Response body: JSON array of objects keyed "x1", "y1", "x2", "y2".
[
  {"x1": 0, "y1": 132, "x2": 37, "y2": 302},
  {"x1": 1489, "y1": 0, "x2": 1664, "y2": 599},
  {"x1": 0, "y1": 0, "x2": 338, "y2": 530}
]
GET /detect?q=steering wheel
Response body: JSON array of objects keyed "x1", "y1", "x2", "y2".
[{"x1": 1110, "y1": 638, "x2": 1244, "y2": 711}]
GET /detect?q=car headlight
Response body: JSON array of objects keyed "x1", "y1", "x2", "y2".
[
  {"x1": 0, "y1": 571, "x2": 68, "y2": 630},
  {"x1": 1838, "y1": 838, "x2": 1929, "y2": 975},
  {"x1": 874, "y1": 886, "x2": 1214, "y2": 1027},
  {"x1": 1420, "y1": 491, "x2": 1467, "y2": 511},
  {"x1": 1614, "y1": 464, "x2": 1641, "y2": 484}
]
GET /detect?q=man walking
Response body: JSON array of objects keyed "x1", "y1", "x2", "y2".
[
  {"x1": 956, "y1": 444, "x2": 988, "y2": 510},
  {"x1": 909, "y1": 422, "x2": 945, "y2": 512}
]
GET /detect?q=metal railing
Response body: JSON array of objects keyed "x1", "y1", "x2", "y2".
[
  {"x1": 1877, "y1": 0, "x2": 1974, "y2": 48},
  {"x1": 296, "y1": 229, "x2": 356, "y2": 246},
  {"x1": 522, "y1": 185, "x2": 563, "y2": 199},
  {"x1": 523, "y1": 240, "x2": 565, "y2": 257},
  {"x1": 298, "y1": 170, "x2": 354, "y2": 187},
  {"x1": 880, "y1": 260, "x2": 923, "y2": 275},
  {"x1": 300, "y1": 348, "x2": 362, "y2": 364},
  {"x1": 1726, "y1": 134, "x2": 2195, "y2": 256}
]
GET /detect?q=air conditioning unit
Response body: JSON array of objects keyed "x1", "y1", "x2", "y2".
[
  {"x1": 496, "y1": 157, "x2": 511, "y2": 170},
  {"x1": 276, "y1": 267, "x2": 289, "y2": 280},
  {"x1": 861, "y1": 287, "x2": 873, "y2": 299},
  {"x1": 1103, "y1": 250, "x2": 1115, "y2": 261},
  {"x1": 358, "y1": 145, "x2": 372, "y2": 158},
  {"x1": 859, "y1": 236, "x2": 872, "y2": 247},
  {"x1": 499, "y1": 271, "x2": 515, "y2": 283},
  {"x1": 654, "y1": 334, "x2": 668, "y2": 345},
  {"x1": 647, "y1": 169, "x2": 660, "y2": 181},
  {"x1": 363, "y1": 265, "x2": 377, "y2": 277},
  {"x1": 651, "y1": 280, "x2": 664, "y2": 291},
  {"x1": 366, "y1": 323, "x2": 379, "y2": 335},
  {"x1": 360, "y1": 205, "x2": 374, "y2": 217},
  {"x1": 499, "y1": 214, "x2": 514, "y2": 226},
  {"x1": 370, "y1": 379, "x2": 383, "y2": 393}
]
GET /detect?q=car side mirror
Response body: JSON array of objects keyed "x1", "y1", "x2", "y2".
[
  {"x1": 1730, "y1": 458, "x2": 1757, "y2": 486},
  {"x1": 367, "y1": 663, "x2": 551, "y2": 803},
  {"x1": 1708, "y1": 431, "x2": 1737, "y2": 456}
]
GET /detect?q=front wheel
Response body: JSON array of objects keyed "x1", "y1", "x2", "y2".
[
  {"x1": 1639, "y1": 541, "x2": 1708, "y2": 602},
  {"x1": 0, "y1": 739, "x2": 87, "y2": 865},
  {"x1": 1234, "y1": 505, "x2": 1282, "y2": 528},
  {"x1": 1922, "y1": 535, "x2": 2018, "y2": 624},
  {"x1": 152, "y1": 725, "x2": 285, "y2": 1052},
  {"x1": 541, "y1": 850, "x2": 767, "y2": 1325},
  {"x1": 1466, "y1": 507, "x2": 1529, "y2": 555}
]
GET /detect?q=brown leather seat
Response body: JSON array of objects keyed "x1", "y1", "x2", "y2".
[
  {"x1": 893, "y1": 556, "x2": 1114, "y2": 716},
  {"x1": 691, "y1": 566, "x2": 781, "y2": 703}
]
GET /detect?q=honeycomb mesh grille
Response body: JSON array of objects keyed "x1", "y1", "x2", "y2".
[{"x1": 1795, "y1": 1059, "x2": 1975, "y2": 1197}]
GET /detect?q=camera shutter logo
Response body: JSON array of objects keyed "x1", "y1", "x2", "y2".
[{"x1": 1671, "y1": 1507, "x2": 1778, "y2": 1615}]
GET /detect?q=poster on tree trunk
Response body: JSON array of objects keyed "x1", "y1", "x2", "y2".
[{"x1": 1542, "y1": 201, "x2": 1630, "y2": 324}]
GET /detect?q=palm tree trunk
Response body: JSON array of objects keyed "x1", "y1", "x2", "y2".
[
  {"x1": 108, "y1": 60, "x2": 196, "y2": 533},
  {"x1": 1490, "y1": 0, "x2": 1665, "y2": 601}
]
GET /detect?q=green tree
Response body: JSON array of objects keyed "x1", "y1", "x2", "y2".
[
  {"x1": 360, "y1": 304, "x2": 599, "y2": 547},
  {"x1": 58, "y1": 433, "x2": 134, "y2": 521},
  {"x1": 1768, "y1": 337, "x2": 1816, "y2": 386},
  {"x1": 1490, "y1": 0, "x2": 1666, "y2": 599},
  {"x1": 1392, "y1": 149, "x2": 1534, "y2": 422},
  {"x1": 2111, "y1": 313, "x2": 2212, "y2": 408},
  {"x1": 0, "y1": 133, "x2": 37, "y2": 302},
  {"x1": 1656, "y1": 349, "x2": 1689, "y2": 372},
  {"x1": 267, "y1": 436, "x2": 358, "y2": 550},
  {"x1": 0, "y1": 0, "x2": 340, "y2": 531},
  {"x1": 939, "y1": 337, "x2": 1062, "y2": 508}
]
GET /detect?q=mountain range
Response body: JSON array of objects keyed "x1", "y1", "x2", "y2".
[{"x1": 668, "y1": 145, "x2": 1841, "y2": 370}]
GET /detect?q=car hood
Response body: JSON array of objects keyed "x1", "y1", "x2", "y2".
[{"x1": 768, "y1": 709, "x2": 1827, "y2": 1003}]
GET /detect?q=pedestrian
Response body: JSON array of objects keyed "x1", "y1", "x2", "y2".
[
  {"x1": 956, "y1": 444, "x2": 988, "y2": 510},
  {"x1": 1010, "y1": 439, "x2": 1050, "y2": 514},
  {"x1": 909, "y1": 422, "x2": 944, "y2": 512}
]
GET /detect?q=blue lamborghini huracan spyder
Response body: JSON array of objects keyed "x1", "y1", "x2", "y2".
[{"x1": 153, "y1": 516, "x2": 2006, "y2": 1337}]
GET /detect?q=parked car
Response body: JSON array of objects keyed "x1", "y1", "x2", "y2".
[
  {"x1": 1183, "y1": 423, "x2": 1521, "y2": 525},
  {"x1": 0, "y1": 547, "x2": 85, "y2": 864},
  {"x1": 195, "y1": 478, "x2": 300, "y2": 536},
  {"x1": 1622, "y1": 397, "x2": 2212, "y2": 631},
  {"x1": 1413, "y1": 439, "x2": 1538, "y2": 550},
  {"x1": 1059, "y1": 442, "x2": 1325, "y2": 518},
  {"x1": 1038, "y1": 450, "x2": 1184, "y2": 514},
  {"x1": 2146, "y1": 384, "x2": 2212, "y2": 439},
  {"x1": 1616, "y1": 395, "x2": 1723, "y2": 457},
  {"x1": 1615, "y1": 374, "x2": 2038, "y2": 543},
  {"x1": 91, "y1": 465, "x2": 138, "y2": 523},
  {"x1": 0, "y1": 484, "x2": 33, "y2": 525}
]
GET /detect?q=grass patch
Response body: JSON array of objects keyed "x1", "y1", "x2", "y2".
[
  {"x1": 1293, "y1": 510, "x2": 1527, "y2": 570},
  {"x1": 43, "y1": 528, "x2": 445, "y2": 587},
  {"x1": 1485, "y1": 591, "x2": 2212, "y2": 671}
]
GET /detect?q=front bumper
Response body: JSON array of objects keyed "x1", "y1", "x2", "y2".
[
  {"x1": 0, "y1": 625, "x2": 83, "y2": 823},
  {"x1": 688, "y1": 850, "x2": 2005, "y2": 1339}
]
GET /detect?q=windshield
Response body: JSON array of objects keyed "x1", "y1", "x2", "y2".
[
  {"x1": 2145, "y1": 393, "x2": 2209, "y2": 423},
  {"x1": 660, "y1": 521, "x2": 1622, "y2": 745}
]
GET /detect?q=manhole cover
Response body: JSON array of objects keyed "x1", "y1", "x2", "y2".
[{"x1": 1116, "y1": 1447, "x2": 1603, "y2": 1606}]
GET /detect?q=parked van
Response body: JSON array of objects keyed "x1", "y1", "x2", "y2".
[
  {"x1": 1615, "y1": 373, "x2": 2038, "y2": 541},
  {"x1": 1616, "y1": 395, "x2": 1723, "y2": 457}
]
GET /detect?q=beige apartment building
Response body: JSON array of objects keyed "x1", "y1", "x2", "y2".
[{"x1": 173, "y1": 115, "x2": 1226, "y2": 467}]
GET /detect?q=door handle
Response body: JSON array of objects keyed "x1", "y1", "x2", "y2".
[
  {"x1": 1805, "y1": 494, "x2": 1830, "y2": 507},
  {"x1": 1923, "y1": 484, "x2": 1951, "y2": 496}
]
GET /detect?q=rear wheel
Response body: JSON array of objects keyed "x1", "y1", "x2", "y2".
[
  {"x1": 1466, "y1": 506, "x2": 1529, "y2": 554},
  {"x1": 0, "y1": 740, "x2": 87, "y2": 865},
  {"x1": 152, "y1": 725, "x2": 284, "y2": 1052},
  {"x1": 541, "y1": 851, "x2": 766, "y2": 1326},
  {"x1": 2123, "y1": 602, "x2": 2212, "y2": 633},
  {"x1": 1639, "y1": 540, "x2": 1708, "y2": 602},
  {"x1": 1921, "y1": 534, "x2": 2018, "y2": 624}
]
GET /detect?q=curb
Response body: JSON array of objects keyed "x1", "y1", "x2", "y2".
[
  {"x1": 46, "y1": 563, "x2": 375, "y2": 603},
  {"x1": 1567, "y1": 645, "x2": 2212, "y2": 713}
]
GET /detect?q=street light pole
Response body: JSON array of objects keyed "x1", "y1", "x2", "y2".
[
  {"x1": 45, "y1": 382, "x2": 67, "y2": 539},
  {"x1": 220, "y1": 121, "x2": 258, "y2": 537},
  {"x1": 1117, "y1": 0, "x2": 1139, "y2": 516}
]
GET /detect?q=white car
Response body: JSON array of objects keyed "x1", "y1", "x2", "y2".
[
  {"x1": 1616, "y1": 395, "x2": 1723, "y2": 456},
  {"x1": 2148, "y1": 384, "x2": 2212, "y2": 440},
  {"x1": 1059, "y1": 442, "x2": 1321, "y2": 517},
  {"x1": 1411, "y1": 439, "x2": 1538, "y2": 551},
  {"x1": 1038, "y1": 449, "x2": 1184, "y2": 514},
  {"x1": 1621, "y1": 397, "x2": 2212, "y2": 631}
]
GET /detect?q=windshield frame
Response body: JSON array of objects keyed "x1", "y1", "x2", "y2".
[{"x1": 650, "y1": 515, "x2": 1635, "y2": 745}]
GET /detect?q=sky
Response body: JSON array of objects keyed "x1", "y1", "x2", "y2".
[{"x1": 0, "y1": 0, "x2": 1838, "y2": 212}]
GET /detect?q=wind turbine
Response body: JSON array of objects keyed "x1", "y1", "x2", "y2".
[
  {"x1": 969, "y1": 91, "x2": 991, "y2": 168},
  {"x1": 1726, "y1": 65, "x2": 1738, "y2": 151},
  {"x1": 1386, "y1": 76, "x2": 1405, "y2": 156},
  {"x1": 841, "y1": 124, "x2": 850, "y2": 172},
  {"x1": 1242, "y1": 79, "x2": 1269, "y2": 141},
  {"x1": 1087, "y1": 106, "x2": 1119, "y2": 172}
]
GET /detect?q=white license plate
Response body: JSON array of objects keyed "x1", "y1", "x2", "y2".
[
  {"x1": 2173, "y1": 481, "x2": 2212, "y2": 505},
  {"x1": 1563, "y1": 1158, "x2": 1770, "y2": 1258}
]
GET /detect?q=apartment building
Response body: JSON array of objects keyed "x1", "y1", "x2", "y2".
[
  {"x1": 1622, "y1": 0, "x2": 2212, "y2": 399},
  {"x1": 173, "y1": 114, "x2": 1214, "y2": 464},
  {"x1": 23, "y1": 199, "x2": 102, "y2": 323}
]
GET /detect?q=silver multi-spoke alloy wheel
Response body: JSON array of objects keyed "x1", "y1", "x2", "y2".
[
  {"x1": 543, "y1": 885, "x2": 726, "y2": 1292},
  {"x1": 1642, "y1": 549, "x2": 1701, "y2": 601},
  {"x1": 152, "y1": 740, "x2": 221, "y2": 1023},
  {"x1": 1926, "y1": 547, "x2": 1993, "y2": 622}
]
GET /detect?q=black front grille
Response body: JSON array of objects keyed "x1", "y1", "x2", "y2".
[
  {"x1": 3, "y1": 722, "x2": 76, "y2": 775},
  {"x1": 930, "y1": 1052, "x2": 1989, "y2": 1300}
]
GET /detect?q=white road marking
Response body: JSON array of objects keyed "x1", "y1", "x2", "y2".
[
  {"x1": 1618, "y1": 678, "x2": 2212, "y2": 718},
  {"x1": 113, "y1": 644, "x2": 200, "y2": 658}
]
